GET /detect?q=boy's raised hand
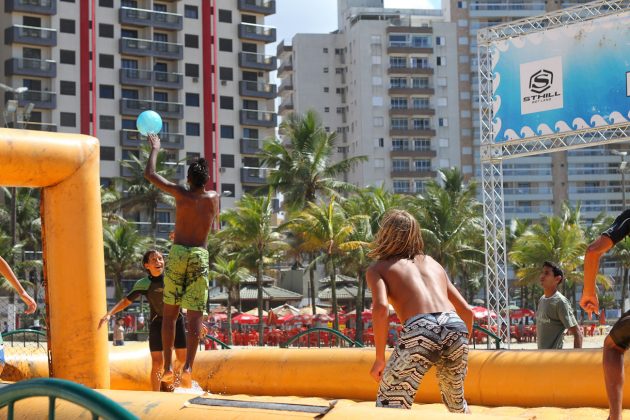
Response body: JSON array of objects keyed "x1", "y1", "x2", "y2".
[{"x1": 147, "y1": 133, "x2": 161, "y2": 149}]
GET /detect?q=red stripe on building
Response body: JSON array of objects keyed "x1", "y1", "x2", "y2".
[
  {"x1": 202, "y1": 0, "x2": 219, "y2": 191},
  {"x1": 79, "y1": 1, "x2": 91, "y2": 134}
]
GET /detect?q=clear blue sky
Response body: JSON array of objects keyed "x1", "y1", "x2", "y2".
[{"x1": 267, "y1": 0, "x2": 441, "y2": 46}]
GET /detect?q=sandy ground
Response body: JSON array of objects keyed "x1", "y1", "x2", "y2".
[{"x1": 503, "y1": 333, "x2": 607, "y2": 350}]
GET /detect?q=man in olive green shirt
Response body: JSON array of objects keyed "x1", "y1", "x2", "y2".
[{"x1": 536, "y1": 261, "x2": 582, "y2": 349}]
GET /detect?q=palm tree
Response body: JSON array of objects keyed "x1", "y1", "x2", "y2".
[
  {"x1": 509, "y1": 203, "x2": 609, "y2": 306},
  {"x1": 209, "y1": 256, "x2": 249, "y2": 345},
  {"x1": 219, "y1": 192, "x2": 286, "y2": 345},
  {"x1": 259, "y1": 110, "x2": 368, "y2": 211},
  {"x1": 407, "y1": 168, "x2": 485, "y2": 294},
  {"x1": 103, "y1": 222, "x2": 149, "y2": 300},
  {"x1": 105, "y1": 144, "x2": 178, "y2": 241},
  {"x1": 286, "y1": 199, "x2": 367, "y2": 330}
]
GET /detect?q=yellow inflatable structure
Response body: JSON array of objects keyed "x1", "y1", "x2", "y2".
[{"x1": 0, "y1": 129, "x2": 108, "y2": 388}]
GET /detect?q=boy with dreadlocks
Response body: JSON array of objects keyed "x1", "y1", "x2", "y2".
[
  {"x1": 366, "y1": 209, "x2": 473, "y2": 412},
  {"x1": 145, "y1": 134, "x2": 219, "y2": 390}
]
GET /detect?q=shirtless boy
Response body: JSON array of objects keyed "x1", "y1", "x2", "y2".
[
  {"x1": 144, "y1": 134, "x2": 219, "y2": 389},
  {"x1": 366, "y1": 210, "x2": 473, "y2": 412}
]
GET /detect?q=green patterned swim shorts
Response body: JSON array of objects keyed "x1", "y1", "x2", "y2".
[{"x1": 163, "y1": 244, "x2": 209, "y2": 312}]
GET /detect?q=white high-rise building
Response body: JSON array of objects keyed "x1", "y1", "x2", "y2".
[
  {"x1": 0, "y1": 0, "x2": 278, "y2": 234},
  {"x1": 278, "y1": 0, "x2": 461, "y2": 194}
]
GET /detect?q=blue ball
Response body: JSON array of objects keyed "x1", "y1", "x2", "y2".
[{"x1": 136, "y1": 110, "x2": 163, "y2": 136}]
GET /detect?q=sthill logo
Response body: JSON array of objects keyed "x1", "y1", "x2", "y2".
[
  {"x1": 529, "y1": 69, "x2": 553, "y2": 94},
  {"x1": 520, "y1": 57, "x2": 563, "y2": 115}
]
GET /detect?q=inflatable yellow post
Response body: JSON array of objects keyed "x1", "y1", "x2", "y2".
[{"x1": 0, "y1": 128, "x2": 109, "y2": 388}]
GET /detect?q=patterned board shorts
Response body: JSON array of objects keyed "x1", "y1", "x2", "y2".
[
  {"x1": 376, "y1": 311, "x2": 469, "y2": 412},
  {"x1": 164, "y1": 244, "x2": 209, "y2": 312}
]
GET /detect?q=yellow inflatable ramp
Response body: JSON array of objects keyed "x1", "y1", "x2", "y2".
[{"x1": 1, "y1": 389, "x2": 536, "y2": 419}]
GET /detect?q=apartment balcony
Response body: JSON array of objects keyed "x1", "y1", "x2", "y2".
[
  {"x1": 239, "y1": 109, "x2": 277, "y2": 128},
  {"x1": 238, "y1": 23, "x2": 276, "y2": 43},
  {"x1": 276, "y1": 40, "x2": 292, "y2": 57},
  {"x1": 390, "y1": 149, "x2": 436, "y2": 158},
  {"x1": 389, "y1": 107, "x2": 435, "y2": 116},
  {"x1": 5, "y1": 25, "x2": 57, "y2": 46},
  {"x1": 239, "y1": 80, "x2": 276, "y2": 99},
  {"x1": 240, "y1": 167, "x2": 270, "y2": 185},
  {"x1": 5, "y1": 0, "x2": 57, "y2": 15},
  {"x1": 17, "y1": 90, "x2": 56, "y2": 109},
  {"x1": 388, "y1": 86, "x2": 434, "y2": 95},
  {"x1": 119, "y1": 37, "x2": 183, "y2": 60},
  {"x1": 277, "y1": 79, "x2": 293, "y2": 94},
  {"x1": 122, "y1": 161, "x2": 184, "y2": 179},
  {"x1": 387, "y1": 66, "x2": 433, "y2": 75},
  {"x1": 120, "y1": 129, "x2": 184, "y2": 149},
  {"x1": 389, "y1": 128, "x2": 436, "y2": 137},
  {"x1": 23, "y1": 121, "x2": 57, "y2": 131},
  {"x1": 5, "y1": 58, "x2": 56, "y2": 78},
  {"x1": 119, "y1": 7, "x2": 183, "y2": 31},
  {"x1": 238, "y1": 52, "x2": 276, "y2": 71},
  {"x1": 387, "y1": 45, "x2": 433, "y2": 54},
  {"x1": 119, "y1": 68, "x2": 183, "y2": 89},
  {"x1": 386, "y1": 26, "x2": 433, "y2": 34},
  {"x1": 278, "y1": 59, "x2": 293, "y2": 75},
  {"x1": 237, "y1": 0, "x2": 276, "y2": 15},
  {"x1": 469, "y1": 2, "x2": 546, "y2": 18},
  {"x1": 278, "y1": 100, "x2": 294, "y2": 114},
  {"x1": 391, "y1": 169, "x2": 437, "y2": 178},
  {"x1": 119, "y1": 98, "x2": 183, "y2": 118},
  {"x1": 240, "y1": 138, "x2": 262, "y2": 155}
]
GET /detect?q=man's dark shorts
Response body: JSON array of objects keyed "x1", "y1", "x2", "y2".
[
  {"x1": 609, "y1": 309, "x2": 630, "y2": 350},
  {"x1": 149, "y1": 316, "x2": 187, "y2": 352},
  {"x1": 602, "y1": 209, "x2": 630, "y2": 245}
]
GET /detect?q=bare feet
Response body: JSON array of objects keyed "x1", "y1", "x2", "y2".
[
  {"x1": 180, "y1": 369, "x2": 192, "y2": 388},
  {"x1": 160, "y1": 370, "x2": 175, "y2": 392}
]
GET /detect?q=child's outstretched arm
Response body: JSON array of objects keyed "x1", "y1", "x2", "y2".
[
  {"x1": 0, "y1": 256, "x2": 36, "y2": 314},
  {"x1": 98, "y1": 298, "x2": 133, "y2": 329}
]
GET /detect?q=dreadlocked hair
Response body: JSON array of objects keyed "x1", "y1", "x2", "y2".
[
  {"x1": 367, "y1": 209, "x2": 424, "y2": 261},
  {"x1": 188, "y1": 158, "x2": 209, "y2": 188}
]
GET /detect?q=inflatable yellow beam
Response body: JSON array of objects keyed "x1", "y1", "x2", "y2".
[
  {"x1": 0, "y1": 129, "x2": 108, "y2": 388},
  {"x1": 6, "y1": 345, "x2": 629, "y2": 409}
]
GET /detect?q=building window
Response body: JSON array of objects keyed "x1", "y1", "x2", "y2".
[
  {"x1": 186, "y1": 122, "x2": 200, "y2": 136},
  {"x1": 218, "y1": 38, "x2": 232, "y2": 52},
  {"x1": 324, "y1": 107, "x2": 330, "y2": 113},
  {"x1": 323, "y1": 87, "x2": 329, "y2": 93},
  {"x1": 439, "y1": 118, "x2": 448, "y2": 127},
  {"x1": 60, "y1": 50, "x2": 75, "y2": 65},
  {"x1": 99, "y1": 54, "x2": 114, "y2": 69},
  {"x1": 99, "y1": 0, "x2": 113, "y2": 6},
  {"x1": 436, "y1": 36, "x2": 445, "y2": 46},
  {"x1": 184, "y1": 5, "x2": 199, "y2": 19},
  {"x1": 218, "y1": 9, "x2": 232, "y2": 23},
  {"x1": 219, "y1": 96, "x2": 233, "y2": 110},
  {"x1": 219, "y1": 67, "x2": 233, "y2": 81},
  {"x1": 100, "y1": 146, "x2": 115, "y2": 160},
  {"x1": 99, "y1": 23, "x2": 114, "y2": 38},
  {"x1": 437, "y1": 56, "x2": 447, "y2": 66},
  {"x1": 221, "y1": 154, "x2": 235, "y2": 168},
  {"x1": 323, "y1": 48, "x2": 328, "y2": 53},
  {"x1": 99, "y1": 85, "x2": 115, "y2": 99},
  {"x1": 185, "y1": 63, "x2": 199, "y2": 78},
  {"x1": 185, "y1": 34, "x2": 199, "y2": 48},
  {"x1": 323, "y1": 67, "x2": 329, "y2": 73},
  {"x1": 60, "y1": 19, "x2": 75, "y2": 34},
  {"x1": 99, "y1": 115, "x2": 115, "y2": 130},
  {"x1": 60, "y1": 112, "x2": 76, "y2": 127},
  {"x1": 186, "y1": 93, "x2": 200, "y2": 107},
  {"x1": 59, "y1": 80, "x2": 76, "y2": 96},
  {"x1": 393, "y1": 180, "x2": 410, "y2": 193},
  {"x1": 221, "y1": 183, "x2": 235, "y2": 197},
  {"x1": 220, "y1": 125, "x2": 234, "y2": 139}
]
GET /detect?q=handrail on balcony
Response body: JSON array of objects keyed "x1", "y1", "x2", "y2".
[
  {"x1": 121, "y1": 36, "x2": 182, "y2": 47},
  {"x1": 121, "y1": 6, "x2": 181, "y2": 17},
  {"x1": 12, "y1": 24, "x2": 57, "y2": 33}
]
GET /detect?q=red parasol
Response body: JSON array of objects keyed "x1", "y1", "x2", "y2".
[{"x1": 231, "y1": 313, "x2": 259, "y2": 324}]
